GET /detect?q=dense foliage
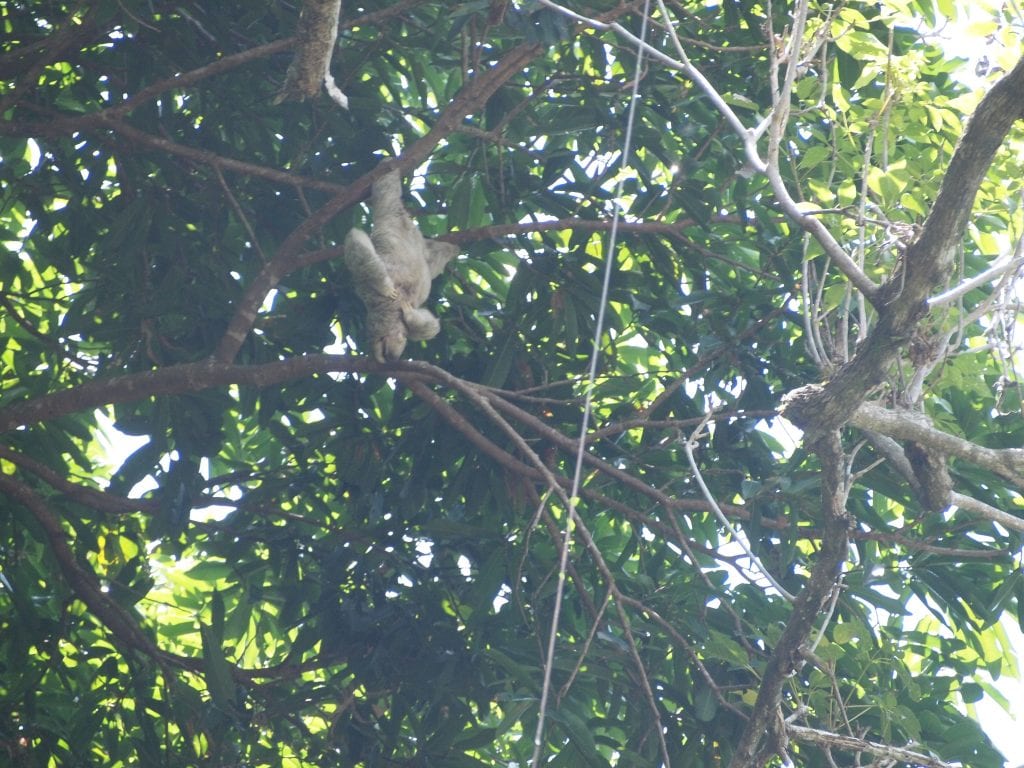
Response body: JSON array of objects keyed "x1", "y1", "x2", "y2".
[{"x1": 1, "y1": 1, "x2": 1023, "y2": 766}]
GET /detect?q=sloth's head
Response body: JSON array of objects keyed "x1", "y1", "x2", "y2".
[{"x1": 373, "y1": 329, "x2": 408, "y2": 363}]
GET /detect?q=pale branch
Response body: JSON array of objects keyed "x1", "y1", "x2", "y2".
[
  {"x1": 851, "y1": 402, "x2": 1024, "y2": 488},
  {"x1": 787, "y1": 724, "x2": 956, "y2": 768},
  {"x1": 764, "y1": 167, "x2": 880, "y2": 301},
  {"x1": 927, "y1": 252, "x2": 1024, "y2": 309},
  {"x1": 683, "y1": 425, "x2": 796, "y2": 601},
  {"x1": 541, "y1": 0, "x2": 879, "y2": 300},
  {"x1": 927, "y1": 216, "x2": 1024, "y2": 312},
  {"x1": 950, "y1": 492, "x2": 1024, "y2": 534},
  {"x1": 540, "y1": 0, "x2": 759, "y2": 170},
  {"x1": 760, "y1": 0, "x2": 878, "y2": 301},
  {"x1": 782, "y1": 55, "x2": 1024, "y2": 436}
]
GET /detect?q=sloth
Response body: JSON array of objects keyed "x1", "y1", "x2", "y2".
[{"x1": 343, "y1": 170, "x2": 459, "y2": 362}]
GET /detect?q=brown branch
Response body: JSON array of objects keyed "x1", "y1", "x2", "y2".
[
  {"x1": 727, "y1": 431, "x2": 850, "y2": 768},
  {"x1": 0, "y1": 472, "x2": 162, "y2": 658},
  {"x1": 484, "y1": 387, "x2": 751, "y2": 518},
  {"x1": 2, "y1": 351, "x2": 1005, "y2": 559},
  {"x1": 93, "y1": 117, "x2": 346, "y2": 193},
  {"x1": 104, "y1": 37, "x2": 295, "y2": 120},
  {"x1": 0, "y1": 353, "x2": 374, "y2": 433},
  {"x1": 0, "y1": 104, "x2": 347, "y2": 195},
  {"x1": 405, "y1": 377, "x2": 540, "y2": 479},
  {"x1": 212, "y1": 243, "x2": 345, "y2": 363},
  {"x1": 0, "y1": 445, "x2": 157, "y2": 515}
]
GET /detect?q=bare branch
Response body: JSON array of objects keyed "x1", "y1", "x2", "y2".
[
  {"x1": 787, "y1": 724, "x2": 957, "y2": 768},
  {"x1": 851, "y1": 402, "x2": 1024, "y2": 488},
  {"x1": 928, "y1": 225, "x2": 1024, "y2": 308}
]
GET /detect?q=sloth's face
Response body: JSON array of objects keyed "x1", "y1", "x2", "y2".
[{"x1": 374, "y1": 329, "x2": 407, "y2": 363}]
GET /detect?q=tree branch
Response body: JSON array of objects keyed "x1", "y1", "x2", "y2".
[
  {"x1": 851, "y1": 402, "x2": 1024, "y2": 488},
  {"x1": 787, "y1": 724, "x2": 956, "y2": 768},
  {"x1": 782, "y1": 55, "x2": 1024, "y2": 436},
  {"x1": 0, "y1": 445, "x2": 158, "y2": 516},
  {"x1": 727, "y1": 431, "x2": 850, "y2": 768},
  {"x1": 540, "y1": 0, "x2": 879, "y2": 299},
  {"x1": 0, "y1": 473, "x2": 162, "y2": 658}
]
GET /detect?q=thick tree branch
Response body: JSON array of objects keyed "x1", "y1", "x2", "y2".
[
  {"x1": 727, "y1": 432, "x2": 850, "y2": 768},
  {"x1": 950, "y1": 493, "x2": 1024, "y2": 534},
  {"x1": 851, "y1": 402, "x2": 1024, "y2": 488},
  {"x1": 0, "y1": 354, "x2": 377, "y2": 433},
  {"x1": 783, "y1": 55, "x2": 1024, "y2": 436},
  {"x1": 274, "y1": 0, "x2": 347, "y2": 109}
]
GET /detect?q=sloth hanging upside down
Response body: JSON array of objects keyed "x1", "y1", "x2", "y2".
[{"x1": 343, "y1": 170, "x2": 459, "y2": 362}]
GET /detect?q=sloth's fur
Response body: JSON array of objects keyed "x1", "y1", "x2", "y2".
[{"x1": 343, "y1": 170, "x2": 458, "y2": 362}]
